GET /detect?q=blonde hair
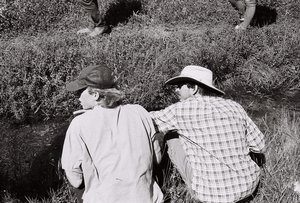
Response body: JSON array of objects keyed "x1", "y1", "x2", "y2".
[{"x1": 87, "y1": 87, "x2": 125, "y2": 108}]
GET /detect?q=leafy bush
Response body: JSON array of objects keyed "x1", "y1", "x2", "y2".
[
  {"x1": 143, "y1": 0, "x2": 236, "y2": 25},
  {"x1": 0, "y1": 33, "x2": 86, "y2": 121},
  {"x1": 1, "y1": 16, "x2": 299, "y2": 122},
  {"x1": 0, "y1": 0, "x2": 75, "y2": 33},
  {"x1": 143, "y1": 0, "x2": 300, "y2": 25}
]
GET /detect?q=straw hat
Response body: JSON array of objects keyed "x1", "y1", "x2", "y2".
[{"x1": 165, "y1": 65, "x2": 225, "y2": 95}]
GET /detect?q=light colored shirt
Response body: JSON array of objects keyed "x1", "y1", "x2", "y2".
[
  {"x1": 151, "y1": 95, "x2": 265, "y2": 203},
  {"x1": 61, "y1": 104, "x2": 163, "y2": 203}
]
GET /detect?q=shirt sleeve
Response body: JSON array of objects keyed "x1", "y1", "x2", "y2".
[
  {"x1": 244, "y1": 113, "x2": 266, "y2": 153},
  {"x1": 150, "y1": 104, "x2": 177, "y2": 134},
  {"x1": 61, "y1": 117, "x2": 84, "y2": 188},
  {"x1": 135, "y1": 105, "x2": 163, "y2": 164}
]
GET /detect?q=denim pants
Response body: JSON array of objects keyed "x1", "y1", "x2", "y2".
[
  {"x1": 228, "y1": 0, "x2": 256, "y2": 13},
  {"x1": 77, "y1": 0, "x2": 104, "y2": 26},
  {"x1": 228, "y1": 0, "x2": 256, "y2": 27}
]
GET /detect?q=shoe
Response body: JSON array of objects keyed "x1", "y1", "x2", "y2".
[
  {"x1": 77, "y1": 27, "x2": 93, "y2": 35},
  {"x1": 235, "y1": 23, "x2": 247, "y2": 31},
  {"x1": 89, "y1": 26, "x2": 109, "y2": 37},
  {"x1": 239, "y1": 13, "x2": 245, "y2": 22}
]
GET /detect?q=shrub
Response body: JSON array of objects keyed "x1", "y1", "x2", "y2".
[
  {"x1": 143, "y1": 0, "x2": 236, "y2": 25},
  {"x1": 0, "y1": 34, "x2": 84, "y2": 121},
  {"x1": 143, "y1": 0, "x2": 300, "y2": 25},
  {"x1": 1, "y1": 17, "x2": 299, "y2": 122},
  {"x1": 0, "y1": 0, "x2": 75, "y2": 33}
]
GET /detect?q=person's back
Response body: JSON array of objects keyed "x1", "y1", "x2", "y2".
[
  {"x1": 172, "y1": 95, "x2": 263, "y2": 202},
  {"x1": 61, "y1": 65, "x2": 163, "y2": 203},
  {"x1": 63, "y1": 104, "x2": 157, "y2": 203},
  {"x1": 150, "y1": 65, "x2": 265, "y2": 203},
  {"x1": 63, "y1": 104, "x2": 159, "y2": 203}
]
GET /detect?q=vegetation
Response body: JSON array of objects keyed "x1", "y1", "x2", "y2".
[{"x1": 0, "y1": 0, "x2": 299, "y2": 202}]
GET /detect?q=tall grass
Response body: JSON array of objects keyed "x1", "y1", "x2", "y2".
[
  {"x1": 1, "y1": 0, "x2": 299, "y2": 122},
  {"x1": 1, "y1": 22, "x2": 299, "y2": 122}
]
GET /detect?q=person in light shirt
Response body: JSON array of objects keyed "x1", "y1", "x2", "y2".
[
  {"x1": 151, "y1": 65, "x2": 266, "y2": 203},
  {"x1": 61, "y1": 64, "x2": 163, "y2": 203}
]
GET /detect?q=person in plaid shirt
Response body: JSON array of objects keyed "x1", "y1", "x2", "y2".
[{"x1": 151, "y1": 65, "x2": 266, "y2": 203}]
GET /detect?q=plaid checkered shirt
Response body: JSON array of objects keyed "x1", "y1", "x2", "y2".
[{"x1": 151, "y1": 95, "x2": 265, "y2": 203}]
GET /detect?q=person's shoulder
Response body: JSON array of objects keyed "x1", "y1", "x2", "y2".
[
  {"x1": 123, "y1": 104, "x2": 148, "y2": 113},
  {"x1": 218, "y1": 97, "x2": 248, "y2": 115},
  {"x1": 224, "y1": 98, "x2": 244, "y2": 109},
  {"x1": 71, "y1": 109, "x2": 94, "y2": 122},
  {"x1": 211, "y1": 96, "x2": 241, "y2": 106},
  {"x1": 70, "y1": 112, "x2": 85, "y2": 124},
  {"x1": 204, "y1": 96, "x2": 244, "y2": 111}
]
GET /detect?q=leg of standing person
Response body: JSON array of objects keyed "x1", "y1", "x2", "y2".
[
  {"x1": 228, "y1": 0, "x2": 246, "y2": 21},
  {"x1": 77, "y1": 0, "x2": 109, "y2": 36},
  {"x1": 235, "y1": 0, "x2": 256, "y2": 30},
  {"x1": 242, "y1": 0, "x2": 256, "y2": 28}
]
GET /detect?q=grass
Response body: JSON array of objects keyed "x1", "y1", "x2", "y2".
[{"x1": 0, "y1": 0, "x2": 300, "y2": 202}]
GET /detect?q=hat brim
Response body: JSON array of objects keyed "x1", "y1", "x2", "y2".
[
  {"x1": 66, "y1": 80, "x2": 87, "y2": 92},
  {"x1": 165, "y1": 76, "x2": 225, "y2": 95}
]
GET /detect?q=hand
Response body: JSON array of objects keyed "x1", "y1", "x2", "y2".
[
  {"x1": 249, "y1": 151, "x2": 266, "y2": 167},
  {"x1": 164, "y1": 130, "x2": 179, "y2": 141}
]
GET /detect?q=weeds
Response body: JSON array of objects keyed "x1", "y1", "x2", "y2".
[
  {"x1": 1, "y1": 21, "x2": 299, "y2": 122},
  {"x1": 0, "y1": 0, "x2": 76, "y2": 33},
  {"x1": 1, "y1": 0, "x2": 299, "y2": 122}
]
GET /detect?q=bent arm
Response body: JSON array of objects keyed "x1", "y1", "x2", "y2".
[
  {"x1": 64, "y1": 170, "x2": 83, "y2": 188},
  {"x1": 245, "y1": 116, "x2": 266, "y2": 153},
  {"x1": 61, "y1": 119, "x2": 84, "y2": 188}
]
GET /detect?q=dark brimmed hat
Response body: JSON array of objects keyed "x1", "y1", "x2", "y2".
[
  {"x1": 66, "y1": 65, "x2": 116, "y2": 92},
  {"x1": 165, "y1": 65, "x2": 225, "y2": 95}
]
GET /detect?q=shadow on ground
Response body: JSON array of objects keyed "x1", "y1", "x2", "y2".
[
  {"x1": 0, "y1": 121, "x2": 69, "y2": 201},
  {"x1": 19, "y1": 125, "x2": 67, "y2": 200},
  {"x1": 104, "y1": 0, "x2": 142, "y2": 27},
  {"x1": 251, "y1": 5, "x2": 277, "y2": 27}
]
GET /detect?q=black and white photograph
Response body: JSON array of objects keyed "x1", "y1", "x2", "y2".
[{"x1": 0, "y1": 0, "x2": 299, "y2": 202}]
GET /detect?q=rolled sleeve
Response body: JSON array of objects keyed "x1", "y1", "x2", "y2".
[
  {"x1": 245, "y1": 116, "x2": 266, "y2": 153},
  {"x1": 61, "y1": 118, "x2": 84, "y2": 188}
]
